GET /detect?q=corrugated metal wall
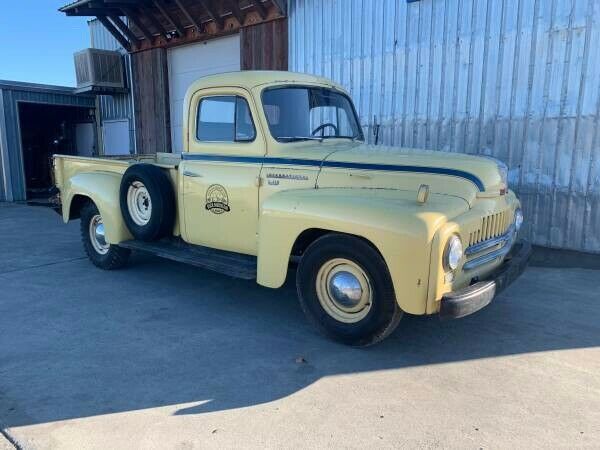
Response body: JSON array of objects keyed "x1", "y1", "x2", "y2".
[
  {"x1": 0, "y1": 84, "x2": 94, "y2": 201},
  {"x1": 89, "y1": 18, "x2": 135, "y2": 153},
  {"x1": 288, "y1": 0, "x2": 600, "y2": 254}
]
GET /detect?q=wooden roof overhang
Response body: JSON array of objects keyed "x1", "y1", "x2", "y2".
[{"x1": 60, "y1": 0, "x2": 287, "y2": 52}]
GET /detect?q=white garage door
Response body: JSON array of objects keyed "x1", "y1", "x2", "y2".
[{"x1": 168, "y1": 35, "x2": 241, "y2": 153}]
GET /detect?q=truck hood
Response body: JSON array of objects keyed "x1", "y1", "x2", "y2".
[{"x1": 310, "y1": 142, "x2": 506, "y2": 204}]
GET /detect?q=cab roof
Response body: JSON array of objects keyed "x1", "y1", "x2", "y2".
[{"x1": 186, "y1": 70, "x2": 346, "y2": 93}]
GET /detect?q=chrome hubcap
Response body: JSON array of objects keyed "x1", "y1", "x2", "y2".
[
  {"x1": 89, "y1": 214, "x2": 109, "y2": 255},
  {"x1": 316, "y1": 258, "x2": 373, "y2": 323},
  {"x1": 127, "y1": 181, "x2": 152, "y2": 226},
  {"x1": 329, "y1": 271, "x2": 364, "y2": 308}
]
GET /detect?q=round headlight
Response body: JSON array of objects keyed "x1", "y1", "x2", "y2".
[
  {"x1": 444, "y1": 235, "x2": 463, "y2": 271},
  {"x1": 514, "y1": 208, "x2": 523, "y2": 232}
]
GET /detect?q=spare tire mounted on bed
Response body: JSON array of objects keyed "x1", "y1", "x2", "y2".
[{"x1": 120, "y1": 164, "x2": 175, "y2": 241}]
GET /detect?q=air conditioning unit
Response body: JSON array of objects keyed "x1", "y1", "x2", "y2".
[{"x1": 74, "y1": 48, "x2": 127, "y2": 94}]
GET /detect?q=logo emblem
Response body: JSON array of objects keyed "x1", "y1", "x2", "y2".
[{"x1": 205, "y1": 184, "x2": 230, "y2": 214}]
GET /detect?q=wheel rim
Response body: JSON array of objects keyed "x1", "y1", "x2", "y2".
[
  {"x1": 127, "y1": 181, "x2": 152, "y2": 226},
  {"x1": 89, "y1": 214, "x2": 109, "y2": 255},
  {"x1": 315, "y1": 258, "x2": 373, "y2": 323}
]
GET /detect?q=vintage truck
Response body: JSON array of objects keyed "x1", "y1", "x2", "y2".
[{"x1": 53, "y1": 71, "x2": 530, "y2": 346}]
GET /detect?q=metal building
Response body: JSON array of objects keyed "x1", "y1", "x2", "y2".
[
  {"x1": 0, "y1": 81, "x2": 95, "y2": 202},
  {"x1": 88, "y1": 18, "x2": 136, "y2": 155},
  {"x1": 288, "y1": 0, "x2": 600, "y2": 254}
]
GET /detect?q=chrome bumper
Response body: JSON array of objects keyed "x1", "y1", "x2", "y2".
[
  {"x1": 439, "y1": 239, "x2": 531, "y2": 319},
  {"x1": 463, "y1": 225, "x2": 517, "y2": 271}
]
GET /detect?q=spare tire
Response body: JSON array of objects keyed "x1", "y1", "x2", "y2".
[{"x1": 119, "y1": 164, "x2": 175, "y2": 241}]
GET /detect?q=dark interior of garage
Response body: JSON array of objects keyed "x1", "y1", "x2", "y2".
[{"x1": 18, "y1": 102, "x2": 95, "y2": 200}]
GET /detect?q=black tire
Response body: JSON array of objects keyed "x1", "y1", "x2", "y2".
[
  {"x1": 119, "y1": 164, "x2": 175, "y2": 241},
  {"x1": 80, "y1": 202, "x2": 130, "y2": 270},
  {"x1": 297, "y1": 234, "x2": 403, "y2": 346}
]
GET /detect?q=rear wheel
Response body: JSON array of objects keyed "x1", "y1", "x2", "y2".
[
  {"x1": 297, "y1": 234, "x2": 403, "y2": 346},
  {"x1": 80, "y1": 202, "x2": 130, "y2": 270}
]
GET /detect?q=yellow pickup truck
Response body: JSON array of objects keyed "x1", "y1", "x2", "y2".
[{"x1": 53, "y1": 71, "x2": 530, "y2": 346}]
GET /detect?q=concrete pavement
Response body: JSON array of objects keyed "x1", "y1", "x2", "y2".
[{"x1": 0, "y1": 203, "x2": 599, "y2": 449}]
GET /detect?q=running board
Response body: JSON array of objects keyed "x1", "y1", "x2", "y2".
[{"x1": 119, "y1": 238, "x2": 257, "y2": 280}]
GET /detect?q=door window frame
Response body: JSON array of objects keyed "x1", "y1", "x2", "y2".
[{"x1": 187, "y1": 87, "x2": 265, "y2": 156}]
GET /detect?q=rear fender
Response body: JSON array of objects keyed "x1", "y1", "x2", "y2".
[
  {"x1": 256, "y1": 189, "x2": 453, "y2": 314},
  {"x1": 62, "y1": 172, "x2": 132, "y2": 244}
]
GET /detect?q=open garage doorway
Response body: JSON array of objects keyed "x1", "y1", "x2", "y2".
[{"x1": 18, "y1": 102, "x2": 96, "y2": 201}]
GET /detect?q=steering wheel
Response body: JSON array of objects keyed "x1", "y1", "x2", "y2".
[{"x1": 312, "y1": 123, "x2": 339, "y2": 137}]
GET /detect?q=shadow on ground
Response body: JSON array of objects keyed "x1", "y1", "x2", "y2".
[{"x1": 1, "y1": 204, "x2": 599, "y2": 427}]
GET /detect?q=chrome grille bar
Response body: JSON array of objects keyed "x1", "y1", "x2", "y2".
[
  {"x1": 463, "y1": 225, "x2": 516, "y2": 271},
  {"x1": 465, "y1": 225, "x2": 516, "y2": 256}
]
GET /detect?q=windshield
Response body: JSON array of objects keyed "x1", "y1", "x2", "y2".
[{"x1": 262, "y1": 86, "x2": 364, "y2": 142}]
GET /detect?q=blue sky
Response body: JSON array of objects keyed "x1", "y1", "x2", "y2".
[{"x1": 0, "y1": 2, "x2": 90, "y2": 86}]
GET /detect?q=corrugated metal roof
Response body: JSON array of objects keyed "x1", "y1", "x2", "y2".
[{"x1": 0, "y1": 80, "x2": 83, "y2": 95}]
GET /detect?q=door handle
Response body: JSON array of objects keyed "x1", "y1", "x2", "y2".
[{"x1": 183, "y1": 170, "x2": 203, "y2": 178}]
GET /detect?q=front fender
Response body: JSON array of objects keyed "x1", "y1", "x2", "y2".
[
  {"x1": 62, "y1": 172, "x2": 132, "y2": 244},
  {"x1": 257, "y1": 188, "x2": 468, "y2": 314}
]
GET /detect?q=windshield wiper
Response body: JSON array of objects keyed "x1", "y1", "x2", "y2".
[{"x1": 278, "y1": 136, "x2": 324, "y2": 142}]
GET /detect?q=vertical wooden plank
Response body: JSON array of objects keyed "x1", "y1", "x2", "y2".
[
  {"x1": 132, "y1": 48, "x2": 171, "y2": 154},
  {"x1": 240, "y1": 19, "x2": 288, "y2": 70}
]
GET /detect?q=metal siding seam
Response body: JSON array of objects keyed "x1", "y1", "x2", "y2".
[
  {"x1": 389, "y1": 0, "x2": 400, "y2": 146},
  {"x1": 425, "y1": 0, "x2": 435, "y2": 149},
  {"x1": 436, "y1": 0, "x2": 450, "y2": 149},
  {"x1": 549, "y1": 0, "x2": 576, "y2": 248},
  {"x1": 400, "y1": 1, "x2": 411, "y2": 146},
  {"x1": 449, "y1": 0, "x2": 463, "y2": 152},
  {"x1": 518, "y1": 0, "x2": 541, "y2": 193},
  {"x1": 412, "y1": 0, "x2": 422, "y2": 147},
  {"x1": 463, "y1": 0, "x2": 476, "y2": 154},
  {"x1": 566, "y1": 0, "x2": 594, "y2": 248},
  {"x1": 0, "y1": 89, "x2": 10, "y2": 201},
  {"x1": 476, "y1": 0, "x2": 492, "y2": 152},
  {"x1": 532, "y1": 0, "x2": 558, "y2": 247},
  {"x1": 507, "y1": 0, "x2": 524, "y2": 168},
  {"x1": 492, "y1": 0, "x2": 507, "y2": 161}
]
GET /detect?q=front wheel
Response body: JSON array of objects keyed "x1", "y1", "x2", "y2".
[
  {"x1": 80, "y1": 202, "x2": 130, "y2": 270},
  {"x1": 296, "y1": 234, "x2": 403, "y2": 346}
]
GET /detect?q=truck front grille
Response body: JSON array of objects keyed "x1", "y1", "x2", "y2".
[{"x1": 468, "y1": 210, "x2": 512, "y2": 246}]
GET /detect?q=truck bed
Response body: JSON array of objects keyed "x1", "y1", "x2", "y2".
[{"x1": 53, "y1": 152, "x2": 181, "y2": 192}]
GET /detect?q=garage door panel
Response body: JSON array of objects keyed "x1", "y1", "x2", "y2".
[{"x1": 168, "y1": 35, "x2": 240, "y2": 153}]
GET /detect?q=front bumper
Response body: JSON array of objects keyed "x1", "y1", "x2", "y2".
[{"x1": 439, "y1": 239, "x2": 532, "y2": 319}]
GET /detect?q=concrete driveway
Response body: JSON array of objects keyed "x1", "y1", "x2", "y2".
[{"x1": 1, "y1": 203, "x2": 599, "y2": 449}]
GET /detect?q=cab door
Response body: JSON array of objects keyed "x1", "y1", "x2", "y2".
[{"x1": 181, "y1": 88, "x2": 265, "y2": 255}]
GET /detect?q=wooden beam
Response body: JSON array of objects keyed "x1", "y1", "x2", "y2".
[
  {"x1": 122, "y1": 6, "x2": 153, "y2": 41},
  {"x1": 64, "y1": 6, "x2": 123, "y2": 16},
  {"x1": 223, "y1": 0, "x2": 245, "y2": 25},
  {"x1": 197, "y1": 0, "x2": 224, "y2": 30},
  {"x1": 97, "y1": 15, "x2": 131, "y2": 50},
  {"x1": 173, "y1": 0, "x2": 203, "y2": 32},
  {"x1": 248, "y1": 0, "x2": 267, "y2": 20},
  {"x1": 140, "y1": 3, "x2": 170, "y2": 39},
  {"x1": 271, "y1": 0, "x2": 287, "y2": 15},
  {"x1": 109, "y1": 15, "x2": 140, "y2": 47},
  {"x1": 153, "y1": 0, "x2": 185, "y2": 37}
]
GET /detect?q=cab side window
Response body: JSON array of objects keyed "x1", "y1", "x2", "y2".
[{"x1": 196, "y1": 96, "x2": 256, "y2": 143}]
